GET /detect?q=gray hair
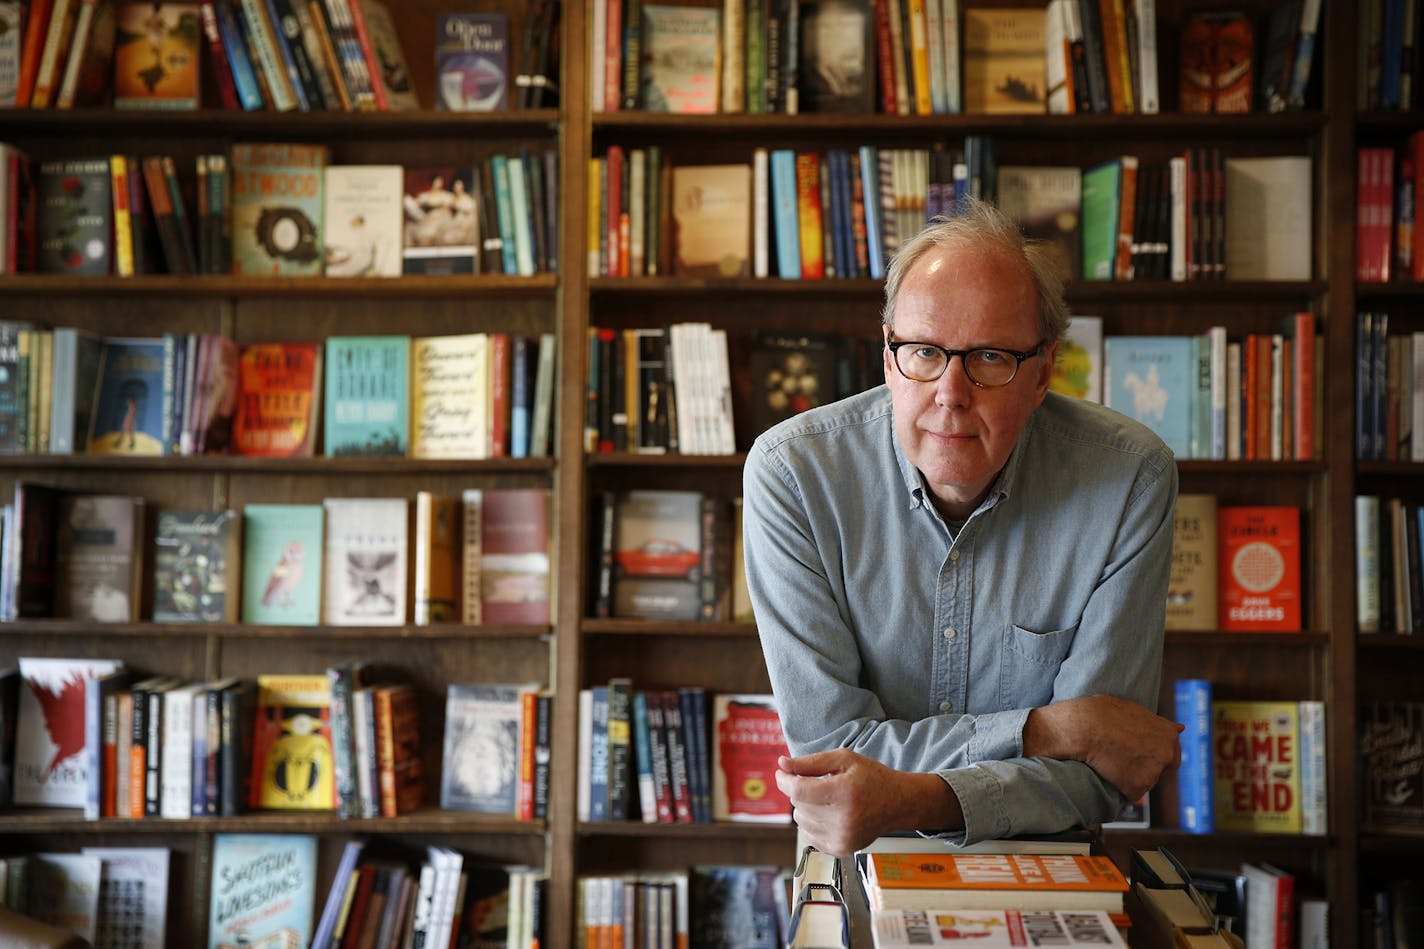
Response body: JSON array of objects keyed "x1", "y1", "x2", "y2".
[{"x1": 880, "y1": 196, "x2": 1071, "y2": 343}]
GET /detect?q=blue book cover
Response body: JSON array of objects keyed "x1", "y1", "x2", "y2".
[
  {"x1": 490, "y1": 154, "x2": 520, "y2": 277},
  {"x1": 858, "y1": 146, "x2": 884, "y2": 279},
  {"x1": 1104, "y1": 335, "x2": 1195, "y2": 457},
  {"x1": 212, "y1": 0, "x2": 265, "y2": 110},
  {"x1": 241, "y1": 503, "x2": 324, "y2": 625},
  {"x1": 770, "y1": 149, "x2": 801, "y2": 279},
  {"x1": 323, "y1": 335, "x2": 410, "y2": 456},
  {"x1": 208, "y1": 833, "x2": 318, "y2": 949},
  {"x1": 439, "y1": 682, "x2": 531, "y2": 813},
  {"x1": 87, "y1": 337, "x2": 168, "y2": 455},
  {"x1": 630, "y1": 691, "x2": 656, "y2": 822},
  {"x1": 1174, "y1": 678, "x2": 1213, "y2": 834},
  {"x1": 510, "y1": 334, "x2": 532, "y2": 458},
  {"x1": 588, "y1": 684, "x2": 610, "y2": 820}
]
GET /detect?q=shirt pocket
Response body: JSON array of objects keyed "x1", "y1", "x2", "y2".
[{"x1": 1000, "y1": 622, "x2": 1079, "y2": 709}]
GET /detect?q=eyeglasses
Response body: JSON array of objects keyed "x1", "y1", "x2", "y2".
[{"x1": 886, "y1": 335, "x2": 1048, "y2": 388}]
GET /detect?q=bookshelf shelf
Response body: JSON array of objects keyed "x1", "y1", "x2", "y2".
[
  {"x1": 585, "y1": 452, "x2": 747, "y2": 468},
  {"x1": 1356, "y1": 460, "x2": 1424, "y2": 476},
  {"x1": 1164, "y1": 631, "x2": 1331, "y2": 648},
  {"x1": 1359, "y1": 831, "x2": 1424, "y2": 853},
  {"x1": 0, "y1": 810, "x2": 545, "y2": 835},
  {"x1": 0, "y1": 107, "x2": 561, "y2": 138},
  {"x1": 1101, "y1": 828, "x2": 1332, "y2": 850},
  {"x1": 0, "y1": 455, "x2": 556, "y2": 474},
  {"x1": 0, "y1": 620, "x2": 552, "y2": 640},
  {"x1": 0, "y1": 273, "x2": 558, "y2": 298},
  {"x1": 582, "y1": 619, "x2": 757, "y2": 638},
  {"x1": 1357, "y1": 635, "x2": 1424, "y2": 651},
  {"x1": 577, "y1": 820, "x2": 798, "y2": 842}
]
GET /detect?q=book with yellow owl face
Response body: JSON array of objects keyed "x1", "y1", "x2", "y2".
[{"x1": 249, "y1": 674, "x2": 335, "y2": 811}]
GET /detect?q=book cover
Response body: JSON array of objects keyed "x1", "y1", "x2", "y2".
[
  {"x1": 865, "y1": 853, "x2": 1129, "y2": 912},
  {"x1": 1297, "y1": 699, "x2": 1326, "y2": 835},
  {"x1": 671, "y1": 163, "x2": 751, "y2": 278},
  {"x1": 1103, "y1": 335, "x2": 1194, "y2": 457},
  {"x1": 962, "y1": 6, "x2": 1046, "y2": 114},
  {"x1": 612, "y1": 489, "x2": 703, "y2": 621},
  {"x1": 401, "y1": 167, "x2": 480, "y2": 274},
  {"x1": 1218, "y1": 505, "x2": 1302, "y2": 632},
  {"x1": 413, "y1": 491, "x2": 459, "y2": 625},
  {"x1": 232, "y1": 341, "x2": 323, "y2": 457},
  {"x1": 152, "y1": 508, "x2": 241, "y2": 623},
  {"x1": 689, "y1": 865, "x2": 782, "y2": 949},
  {"x1": 356, "y1": 0, "x2": 417, "y2": 109},
  {"x1": 440, "y1": 682, "x2": 532, "y2": 813},
  {"x1": 797, "y1": 0, "x2": 874, "y2": 113},
  {"x1": 82, "y1": 846, "x2": 171, "y2": 949},
  {"x1": 324, "y1": 335, "x2": 409, "y2": 456},
  {"x1": 1079, "y1": 159, "x2": 1120, "y2": 281},
  {"x1": 872, "y1": 909, "x2": 1126, "y2": 946},
  {"x1": 38, "y1": 157, "x2": 112, "y2": 275},
  {"x1": 994, "y1": 164, "x2": 1081, "y2": 281},
  {"x1": 1165, "y1": 493, "x2": 1218, "y2": 631},
  {"x1": 1361, "y1": 701, "x2": 1424, "y2": 831},
  {"x1": 87, "y1": 336, "x2": 166, "y2": 454},
  {"x1": 53, "y1": 493, "x2": 145, "y2": 622},
  {"x1": 249, "y1": 674, "x2": 335, "y2": 810},
  {"x1": 208, "y1": 833, "x2": 318, "y2": 949},
  {"x1": 112, "y1": 2, "x2": 200, "y2": 108},
  {"x1": 409, "y1": 332, "x2": 489, "y2": 459},
  {"x1": 711, "y1": 693, "x2": 792, "y2": 823},
  {"x1": 14, "y1": 657, "x2": 124, "y2": 807},
  {"x1": 749, "y1": 329, "x2": 840, "y2": 434},
  {"x1": 1213, "y1": 700, "x2": 1301, "y2": 834},
  {"x1": 1049, "y1": 315, "x2": 1102, "y2": 403},
  {"x1": 229, "y1": 142, "x2": 329, "y2": 277},
  {"x1": 30, "y1": 852, "x2": 102, "y2": 941},
  {"x1": 1173, "y1": 677, "x2": 1213, "y2": 833},
  {"x1": 479, "y1": 488, "x2": 551, "y2": 625},
  {"x1": 322, "y1": 496, "x2": 408, "y2": 626},
  {"x1": 639, "y1": 3, "x2": 719, "y2": 113},
  {"x1": 0, "y1": 3, "x2": 20, "y2": 103},
  {"x1": 435, "y1": 12, "x2": 507, "y2": 111},
  {"x1": 322, "y1": 163, "x2": 404, "y2": 277},
  {"x1": 240, "y1": 502, "x2": 324, "y2": 625},
  {"x1": 1223, "y1": 156, "x2": 1312, "y2": 281},
  {"x1": 373, "y1": 683, "x2": 424, "y2": 816}
]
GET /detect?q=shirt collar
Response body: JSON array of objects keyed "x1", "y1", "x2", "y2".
[{"x1": 891, "y1": 402, "x2": 1042, "y2": 515}]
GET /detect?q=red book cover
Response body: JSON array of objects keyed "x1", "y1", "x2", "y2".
[
  {"x1": 200, "y1": 0, "x2": 241, "y2": 109},
  {"x1": 232, "y1": 342, "x2": 323, "y2": 457},
  {"x1": 516, "y1": 687, "x2": 537, "y2": 820},
  {"x1": 1218, "y1": 506, "x2": 1301, "y2": 632},
  {"x1": 373, "y1": 684, "x2": 423, "y2": 817},
  {"x1": 479, "y1": 488, "x2": 551, "y2": 625},
  {"x1": 605, "y1": 145, "x2": 624, "y2": 276},
  {"x1": 711, "y1": 693, "x2": 792, "y2": 823},
  {"x1": 487, "y1": 331, "x2": 509, "y2": 458},
  {"x1": 1286, "y1": 312, "x2": 1315, "y2": 460},
  {"x1": 343, "y1": 0, "x2": 387, "y2": 109},
  {"x1": 795, "y1": 152, "x2": 825, "y2": 279},
  {"x1": 1413, "y1": 133, "x2": 1424, "y2": 281},
  {"x1": 1358, "y1": 147, "x2": 1393, "y2": 283},
  {"x1": 873, "y1": 0, "x2": 897, "y2": 114}
]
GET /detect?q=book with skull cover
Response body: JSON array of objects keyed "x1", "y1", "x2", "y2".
[{"x1": 322, "y1": 497, "x2": 408, "y2": 626}]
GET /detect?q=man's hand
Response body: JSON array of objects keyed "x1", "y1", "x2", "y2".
[
  {"x1": 1025, "y1": 695, "x2": 1184, "y2": 803},
  {"x1": 775, "y1": 749, "x2": 963, "y2": 858}
]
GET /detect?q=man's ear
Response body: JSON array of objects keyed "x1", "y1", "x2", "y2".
[
  {"x1": 1034, "y1": 340, "x2": 1059, "y2": 398},
  {"x1": 882, "y1": 326, "x2": 894, "y2": 380}
]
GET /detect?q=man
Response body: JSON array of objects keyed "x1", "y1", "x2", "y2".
[{"x1": 742, "y1": 200, "x2": 1184, "y2": 857}]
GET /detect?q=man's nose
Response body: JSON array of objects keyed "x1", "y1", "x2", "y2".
[{"x1": 933, "y1": 354, "x2": 974, "y2": 406}]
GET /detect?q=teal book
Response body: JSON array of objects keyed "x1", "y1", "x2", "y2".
[
  {"x1": 1104, "y1": 335, "x2": 1195, "y2": 458},
  {"x1": 207, "y1": 833, "x2": 318, "y2": 949},
  {"x1": 229, "y1": 143, "x2": 329, "y2": 277},
  {"x1": 241, "y1": 503, "x2": 324, "y2": 625},
  {"x1": 323, "y1": 335, "x2": 410, "y2": 456},
  {"x1": 87, "y1": 337, "x2": 168, "y2": 455},
  {"x1": 1079, "y1": 159, "x2": 1122, "y2": 281}
]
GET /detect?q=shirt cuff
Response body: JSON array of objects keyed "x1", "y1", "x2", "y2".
[
  {"x1": 930, "y1": 768, "x2": 1010, "y2": 846},
  {"x1": 966, "y1": 707, "x2": 1031, "y2": 763}
]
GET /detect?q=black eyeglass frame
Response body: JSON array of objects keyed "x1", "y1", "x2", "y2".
[{"x1": 885, "y1": 334, "x2": 1049, "y2": 388}]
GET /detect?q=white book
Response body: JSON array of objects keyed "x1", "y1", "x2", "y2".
[
  {"x1": 507, "y1": 155, "x2": 536, "y2": 276},
  {"x1": 1169, "y1": 155, "x2": 1187, "y2": 281},
  {"x1": 629, "y1": 148, "x2": 646, "y2": 276},
  {"x1": 709, "y1": 327, "x2": 736, "y2": 453},
  {"x1": 1044, "y1": 0, "x2": 1073, "y2": 114},
  {"x1": 82, "y1": 847, "x2": 170, "y2": 948},
  {"x1": 1297, "y1": 699, "x2": 1327, "y2": 835},
  {"x1": 1224, "y1": 156, "x2": 1313, "y2": 280},
  {"x1": 1269, "y1": 333, "x2": 1285, "y2": 460},
  {"x1": 323, "y1": 164, "x2": 405, "y2": 277},
  {"x1": 16, "y1": 657, "x2": 125, "y2": 807},
  {"x1": 924, "y1": 0, "x2": 947, "y2": 113},
  {"x1": 577, "y1": 688, "x2": 593, "y2": 821},
  {"x1": 590, "y1": 0, "x2": 607, "y2": 112},
  {"x1": 753, "y1": 148, "x2": 770, "y2": 278},
  {"x1": 410, "y1": 332, "x2": 491, "y2": 460},
  {"x1": 352, "y1": 686, "x2": 379, "y2": 817},
  {"x1": 1226, "y1": 341, "x2": 1242, "y2": 460},
  {"x1": 322, "y1": 497, "x2": 408, "y2": 625},
  {"x1": 426, "y1": 845, "x2": 464, "y2": 949},
  {"x1": 1134, "y1": 0, "x2": 1159, "y2": 113},
  {"x1": 159, "y1": 682, "x2": 205, "y2": 819},
  {"x1": 669, "y1": 323, "x2": 699, "y2": 453}
]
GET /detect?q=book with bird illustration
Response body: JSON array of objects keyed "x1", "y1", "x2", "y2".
[
  {"x1": 240, "y1": 503, "x2": 324, "y2": 625},
  {"x1": 14, "y1": 657, "x2": 125, "y2": 807}
]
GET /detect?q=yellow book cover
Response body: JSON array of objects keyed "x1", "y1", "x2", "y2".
[
  {"x1": 409, "y1": 332, "x2": 489, "y2": 459},
  {"x1": 413, "y1": 491, "x2": 460, "y2": 625},
  {"x1": 963, "y1": 7, "x2": 1046, "y2": 114},
  {"x1": 671, "y1": 163, "x2": 751, "y2": 278},
  {"x1": 1165, "y1": 493, "x2": 1218, "y2": 631},
  {"x1": 249, "y1": 673, "x2": 335, "y2": 811},
  {"x1": 1212, "y1": 700, "x2": 1301, "y2": 833},
  {"x1": 112, "y1": 2, "x2": 201, "y2": 109},
  {"x1": 793, "y1": 153, "x2": 824, "y2": 279}
]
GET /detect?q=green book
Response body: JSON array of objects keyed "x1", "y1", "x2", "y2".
[
  {"x1": 323, "y1": 335, "x2": 410, "y2": 456},
  {"x1": 1079, "y1": 159, "x2": 1122, "y2": 281},
  {"x1": 241, "y1": 503, "x2": 324, "y2": 625}
]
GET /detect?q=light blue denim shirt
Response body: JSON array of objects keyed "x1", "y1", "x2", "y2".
[{"x1": 743, "y1": 387, "x2": 1177, "y2": 845}]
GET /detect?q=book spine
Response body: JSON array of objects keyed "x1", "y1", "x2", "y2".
[
  {"x1": 630, "y1": 691, "x2": 657, "y2": 823},
  {"x1": 606, "y1": 677, "x2": 632, "y2": 820},
  {"x1": 872, "y1": 0, "x2": 896, "y2": 113},
  {"x1": 517, "y1": 687, "x2": 537, "y2": 820},
  {"x1": 794, "y1": 152, "x2": 825, "y2": 279},
  {"x1": 212, "y1": 0, "x2": 265, "y2": 109},
  {"x1": 1174, "y1": 677, "x2": 1213, "y2": 833},
  {"x1": 53, "y1": 0, "x2": 96, "y2": 109},
  {"x1": 28, "y1": 0, "x2": 76, "y2": 108},
  {"x1": 14, "y1": 0, "x2": 56, "y2": 106},
  {"x1": 1297, "y1": 699, "x2": 1327, "y2": 835},
  {"x1": 110, "y1": 156, "x2": 135, "y2": 277},
  {"x1": 199, "y1": 0, "x2": 241, "y2": 109},
  {"x1": 128, "y1": 684, "x2": 149, "y2": 818},
  {"x1": 679, "y1": 686, "x2": 710, "y2": 822},
  {"x1": 1096, "y1": 0, "x2": 1134, "y2": 112},
  {"x1": 271, "y1": 0, "x2": 327, "y2": 108},
  {"x1": 343, "y1": 0, "x2": 387, "y2": 109},
  {"x1": 1075, "y1": 0, "x2": 1110, "y2": 112},
  {"x1": 721, "y1": 0, "x2": 744, "y2": 112},
  {"x1": 238, "y1": 0, "x2": 298, "y2": 110},
  {"x1": 144, "y1": 689, "x2": 164, "y2": 816},
  {"x1": 532, "y1": 690, "x2": 551, "y2": 820},
  {"x1": 745, "y1": 0, "x2": 764, "y2": 113},
  {"x1": 660, "y1": 690, "x2": 693, "y2": 822}
]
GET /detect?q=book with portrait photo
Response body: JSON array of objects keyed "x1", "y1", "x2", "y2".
[{"x1": 401, "y1": 166, "x2": 480, "y2": 274}]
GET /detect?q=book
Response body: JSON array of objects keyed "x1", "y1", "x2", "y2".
[
  {"x1": 1223, "y1": 156, "x2": 1312, "y2": 281},
  {"x1": 413, "y1": 491, "x2": 459, "y2": 625},
  {"x1": 612, "y1": 489, "x2": 703, "y2": 621},
  {"x1": 38, "y1": 156, "x2": 112, "y2": 275},
  {"x1": 994, "y1": 164, "x2": 1081, "y2": 282},
  {"x1": 711, "y1": 693, "x2": 792, "y2": 823},
  {"x1": 1049, "y1": 314, "x2": 1102, "y2": 403},
  {"x1": 1079, "y1": 158, "x2": 1120, "y2": 280},
  {"x1": 1174, "y1": 678, "x2": 1213, "y2": 833},
  {"x1": 749, "y1": 329, "x2": 840, "y2": 434},
  {"x1": 322, "y1": 163, "x2": 403, "y2": 277},
  {"x1": 409, "y1": 332, "x2": 489, "y2": 458},
  {"x1": 690, "y1": 865, "x2": 782, "y2": 948},
  {"x1": 240, "y1": 502, "x2": 324, "y2": 625},
  {"x1": 82, "y1": 847, "x2": 170, "y2": 949},
  {"x1": 112, "y1": 2, "x2": 201, "y2": 108},
  {"x1": 435, "y1": 12, "x2": 508, "y2": 111},
  {"x1": 249, "y1": 674, "x2": 335, "y2": 810},
  {"x1": 229, "y1": 142, "x2": 329, "y2": 276},
  {"x1": 53, "y1": 493, "x2": 145, "y2": 622},
  {"x1": 152, "y1": 508, "x2": 241, "y2": 623},
  {"x1": 1217, "y1": 506, "x2": 1302, "y2": 632},
  {"x1": 231, "y1": 341, "x2": 323, "y2": 457},
  {"x1": 1241, "y1": 862, "x2": 1294, "y2": 949},
  {"x1": 356, "y1": 0, "x2": 417, "y2": 109},
  {"x1": 1213, "y1": 700, "x2": 1301, "y2": 834},
  {"x1": 1179, "y1": 11, "x2": 1252, "y2": 113},
  {"x1": 373, "y1": 683, "x2": 424, "y2": 816},
  {"x1": 478, "y1": 488, "x2": 551, "y2": 625},
  {"x1": 440, "y1": 682, "x2": 534, "y2": 813},
  {"x1": 671, "y1": 163, "x2": 751, "y2": 278},
  {"x1": 1361, "y1": 701, "x2": 1424, "y2": 831},
  {"x1": 322, "y1": 497, "x2": 408, "y2": 626},
  {"x1": 323, "y1": 334, "x2": 410, "y2": 456},
  {"x1": 1103, "y1": 335, "x2": 1195, "y2": 458},
  {"x1": 208, "y1": 833, "x2": 318, "y2": 949},
  {"x1": 86, "y1": 336, "x2": 166, "y2": 454},
  {"x1": 30, "y1": 852, "x2": 102, "y2": 942},
  {"x1": 871, "y1": 909, "x2": 1126, "y2": 946},
  {"x1": 401, "y1": 167, "x2": 480, "y2": 274},
  {"x1": 862, "y1": 853, "x2": 1129, "y2": 912},
  {"x1": 1165, "y1": 494, "x2": 1218, "y2": 631},
  {"x1": 14, "y1": 656, "x2": 124, "y2": 807},
  {"x1": 797, "y1": 0, "x2": 875, "y2": 113},
  {"x1": 639, "y1": 3, "x2": 719, "y2": 113},
  {"x1": 962, "y1": 6, "x2": 1046, "y2": 114}
]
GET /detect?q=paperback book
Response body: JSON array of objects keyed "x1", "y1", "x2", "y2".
[
  {"x1": 240, "y1": 502, "x2": 324, "y2": 625},
  {"x1": 323, "y1": 335, "x2": 410, "y2": 456},
  {"x1": 1212, "y1": 700, "x2": 1301, "y2": 833},
  {"x1": 53, "y1": 493, "x2": 146, "y2": 622},
  {"x1": 208, "y1": 833, "x2": 318, "y2": 949},
  {"x1": 1218, "y1": 506, "x2": 1301, "y2": 632},
  {"x1": 639, "y1": 4, "x2": 720, "y2": 113},
  {"x1": 14, "y1": 657, "x2": 124, "y2": 807},
  {"x1": 435, "y1": 12, "x2": 508, "y2": 111},
  {"x1": 711, "y1": 693, "x2": 792, "y2": 823},
  {"x1": 231, "y1": 341, "x2": 323, "y2": 457},
  {"x1": 322, "y1": 164, "x2": 404, "y2": 277},
  {"x1": 112, "y1": 2, "x2": 201, "y2": 109},
  {"x1": 38, "y1": 157, "x2": 112, "y2": 275},
  {"x1": 82, "y1": 846, "x2": 170, "y2": 949},
  {"x1": 152, "y1": 508, "x2": 241, "y2": 623},
  {"x1": 440, "y1": 682, "x2": 534, "y2": 814},
  {"x1": 401, "y1": 167, "x2": 480, "y2": 274},
  {"x1": 230, "y1": 143, "x2": 329, "y2": 277},
  {"x1": 249, "y1": 674, "x2": 335, "y2": 811},
  {"x1": 87, "y1": 336, "x2": 166, "y2": 455},
  {"x1": 322, "y1": 497, "x2": 408, "y2": 626}
]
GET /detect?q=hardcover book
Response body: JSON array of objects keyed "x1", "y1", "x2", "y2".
[
  {"x1": 797, "y1": 0, "x2": 875, "y2": 113},
  {"x1": 1212, "y1": 700, "x2": 1301, "y2": 834},
  {"x1": 373, "y1": 683, "x2": 424, "y2": 816},
  {"x1": 1103, "y1": 335, "x2": 1194, "y2": 458},
  {"x1": 994, "y1": 164, "x2": 1081, "y2": 281},
  {"x1": 1049, "y1": 315, "x2": 1102, "y2": 403},
  {"x1": 862, "y1": 853, "x2": 1129, "y2": 912},
  {"x1": 401, "y1": 167, "x2": 480, "y2": 274},
  {"x1": 749, "y1": 329, "x2": 840, "y2": 435},
  {"x1": 112, "y1": 2, "x2": 200, "y2": 108},
  {"x1": 639, "y1": 4, "x2": 720, "y2": 113},
  {"x1": 962, "y1": 6, "x2": 1047, "y2": 114},
  {"x1": 232, "y1": 341, "x2": 323, "y2": 457},
  {"x1": 1174, "y1": 677, "x2": 1214, "y2": 833},
  {"x1": 1218, "y1": 505, "x2": 1301, "y2": 632},
  {"x1": 53, "y1": 493, "x2": 145, "y2": 622},
  {"x1": 14, "y1": 657, "x2": 124, "y2": 807},
  {"x1": 1165, "y1": 494, "x2": 1218, "y2": 631},
  {"x1": 413, "y1": 491, "x2": 459, "y2": 625},
  {"x1": 440, "y1": 682, "x2": 534, "y2": 813},
  {"x1": 322, "y1": 496, "x2": 408, "y2": 626},
  {"x1": 229, "y1": 142, "x2": 329, "y2": 277},
  {"x1": 208, "y1": 833, "x2": 318, "y2": 949},
  {"x1": 38, "y1": 157, "x2": 112, "y2": 275},
  {"x1": 248, "y1": 674, "x2": 335, "y2": 810},
  {"x1": 872, "y1": 909, "x2": 1126, "y2": 947},
  {"x1": 612, "y1": 489, "x2": 703, "y2": 621},
  {"x1": 409, "y1": 332, "x2": 489, "y2": 458},
  {"x1": 671, "y1": 163, "x2": 751, "y2": 278},
  {"x1": 324, "y1": 335, "x2": 409, "y2": 456},
  {"x1": 240, "y1": 502, "x2": 324, "y2": 625},
  {"x1": 435, "y1": 12, "x2": 508, "y2": 111},
  {"x1": 87, "y1": 336, "x2": 166, "y2": 454},
  {"x1": 322, "y1": 163, "x2": 404, "y2": 277},
  {"x1": 1179, "y1": 11, "x2": 1252, "y2": 114},
  {"x1": 689, "y1": 865, "x2": 782, "y2": 949},
  {"x1": 1361, "y1": 701, "x2": 1424, "y2": 830},
  {"x1": 1223, "y1": 156, "x2": 1311, "y2": 281},
  {"x1": 82, "y1": 846, "x2": 171, "y2": 949},
  {"x1": 152, "y1": 508, "x2": 241, "y2": 623},
  {"x1": 477, "y1": 488, "x2": 551, "y2": 625},
  {"x1": 711, "y1": 693, "x2": 792, "y2": 823},
  {"x1": 356, "y1": 0, "x2": 418, "y2": 109}
]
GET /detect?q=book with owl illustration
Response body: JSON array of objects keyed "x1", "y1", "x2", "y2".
[
  {"x1": 229, "y1": 143, "x2": 328, "y2": 277},
  {"x1": 248, "y1": 675, "x2": 335, "y2": 811},
  {"x1": 240, "y1": 503, "x2": 324, "y2": 625},
  {"x1": 14, "y1": 657, "x2": 125, "y2": 808},
  {"x1": 440, "y1": 681, "x2": 537, "y2": 813},
  {"x1": 208, "y1": 833, "x2": 318, "y2": 949},
  {"x1": 322, "y1": 497, "x2": 407, "y2": 626}
]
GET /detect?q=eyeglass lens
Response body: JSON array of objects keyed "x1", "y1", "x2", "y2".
[{"x1": 895, "y1": 345, "x2": 1022, "y2": 386}]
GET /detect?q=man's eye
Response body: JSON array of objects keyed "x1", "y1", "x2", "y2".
[
  {"x1": 912, "y1": 346, "x2": 941, "y2": 360},
  {"x1": 977, "y1": 350, "x2": 1007, "y2": 364}
]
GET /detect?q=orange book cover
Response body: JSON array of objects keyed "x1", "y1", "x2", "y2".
[
  {"x1": 795, "y1": 152, "x2": 825, "y2": 279},
  {"x1": 1113, "y1": 155, "x2": 1138, "y2": 279},
  {"x1": 866, "y1": 853, "x2": 1129, "y2": 911},
  {"x1": 1218, "y1": 505, "x2": 1301, "y2": 632},
  {"x1": 1095, "y1": 0, "x2": 1133, "y2": 113},
  {"x1": 1212, "y1": 700, "x2": 1302, "y2": 833},
  {"x1": 374, "y1": 684, "x2": 424, "y2": 817},
  {"x1": 232, "y1": 342, "x2": 323, "y2": 457},
  {"x1": 1252, "y1": 332, "x2": 1272, "y2": 460},
  {"x1": 516, "y1": 687, "x2": 537, "y2": 820}
]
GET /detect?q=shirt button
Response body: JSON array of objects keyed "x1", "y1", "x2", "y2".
[
  {"x1": 949, "y1": 550, "x2": 960, "y2": 563},
  {"x1": 939, "y1": 701, "x2": 951, "y2": 712},
  {"x1": 943, "y1": 627, "x2": 956, "y2": 640}
]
